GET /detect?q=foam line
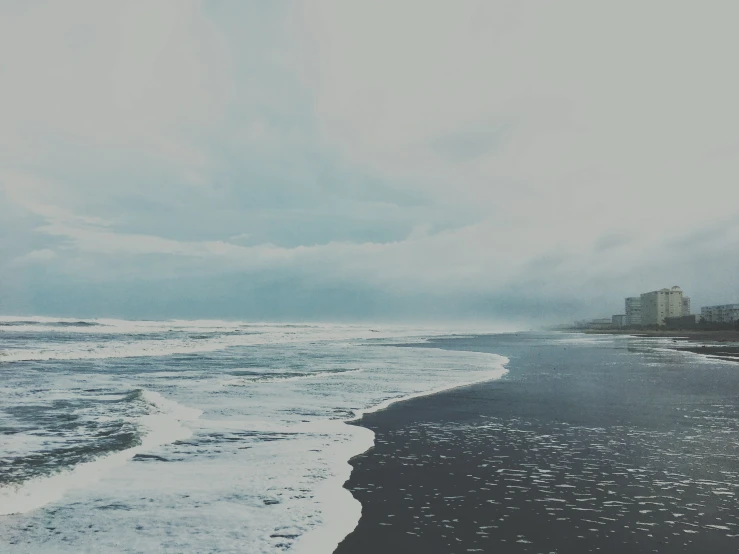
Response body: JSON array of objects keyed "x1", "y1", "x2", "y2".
[
  {"x1": 222, "y1": 368, "x2": 367, "y2": 386},
  {"x1": 291, "y1": 351, "x2": 509, "y2": 554},
  {"x1": 0, "y1": 390, "x2": 202, "y2": 516}
]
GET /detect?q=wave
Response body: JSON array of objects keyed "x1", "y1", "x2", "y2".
[
  {"x1": 49, "y1": 321, "x2": 104, "y2": 328},
  {"x1": 0, "y1": 327, "x2": 514, "y2": 552},
  {"x1": 0, "y1": 320, "x2": 43, "y2": 327},
  {"x1": 0, "y1": 330, "x2": 432, "y2": 364},
  {"x1": 0, "y1": 320, "x2": 104, "y2": 328},
  {"x1": 0, "y1": 338, "x2": 238, "y2": 363},
  {"x1": 222, "y1": 368, "x2": 367, "y2": 385},
  {"x1": 0, "y1": 389, "x2": 202, "y2": 516},
  {"x1": 291, "y1": 352, "x2": 510, "y2": 554}
]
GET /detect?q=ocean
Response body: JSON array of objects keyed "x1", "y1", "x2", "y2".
[{"x1": 0, "y1": 317, "x2": 507, "y2": 553}]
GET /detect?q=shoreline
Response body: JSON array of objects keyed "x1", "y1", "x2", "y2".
[
  {"x1": 293, "y1": 349, "x2": 509, "y2": 554},
  {"x1": 577, "y1": 328, "x2": 739, "y2": 342},
  {"x1": 573, "y1": 329, "x2": 739, "y2": 363},
  {"x1": 334, "y1": 332, "x2": 739, "y2": 553}
]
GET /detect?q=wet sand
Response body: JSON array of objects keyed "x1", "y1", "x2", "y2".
[
  {"x1": 585, "y1": 329, "x2": 739, "y2": 343},
  {"x1": 587, "y1": 329, "x2": 739, "y2": 363},
  {"x1": 675, "y1": 345, "x2": 739, "y2": 363},
  {"x1": 334, "y1": 333, "x2": 739, "y2": 554}
]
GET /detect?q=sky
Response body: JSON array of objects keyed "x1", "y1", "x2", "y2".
[{"x1": 1, "y1": 0, "x2": 738, "y2": 324}]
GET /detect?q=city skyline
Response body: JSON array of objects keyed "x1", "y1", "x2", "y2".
[{"x1": 573, "y1": 284, "x2": 739, "y2": 328}]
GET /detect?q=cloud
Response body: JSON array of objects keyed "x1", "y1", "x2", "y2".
[
  {"x1": 293, "y1": 0, "x2": 739, "y2": 229},
  {"x1": 0, "y1": 0, "x2": 230, "y2": 183},
  {"x1": 9, "y1": 249, "x2": 58, "y2": 268},
  {"x1": 1, "y1": 1, "x2": 738, "y2": 321}
]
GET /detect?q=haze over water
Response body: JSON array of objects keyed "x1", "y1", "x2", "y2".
[{"x1": 2, "y1": 1, "x2": 738, "y2": 323}]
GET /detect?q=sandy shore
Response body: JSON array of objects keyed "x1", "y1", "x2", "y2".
[
  {"x1": 582, "y1": 328, "x2": 739, "y2": 342},
  {"x1": 582, "y1": 329, "x2": 739, "y2": 363},
  {"x1": 334, "y1": 333, "x2": 739, "y2": 553}
]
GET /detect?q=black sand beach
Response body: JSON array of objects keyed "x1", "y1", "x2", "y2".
[
  {"x1": 334, "y1": 333, "x2": 739, "y2": 554},
  {"x1": 585, "y1": 330, "x2": 739, "y2": 364},
  {"x1": 585, "y1": 329, "x2": 739, "y2": 344},
  {"x1": 675, "y1": 345, "x2": 739, "y2": 364}
]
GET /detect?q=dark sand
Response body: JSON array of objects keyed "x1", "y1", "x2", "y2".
[
  {"x1": 676, "y1": 345, "x2": 739, "y2": 364},
  {"x1": 585, "y1": 329, "x2": 739, "y2": 343},
  {"x1": 334, "y1": 333, "x2": 739, "y2": 554},
  {"x1": 587, "y1": 329, "x2": 739, "y2": 363}
]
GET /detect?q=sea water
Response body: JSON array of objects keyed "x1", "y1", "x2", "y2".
[{"x1": 0, "y1": 317, "x2": 508, "y2": 553}]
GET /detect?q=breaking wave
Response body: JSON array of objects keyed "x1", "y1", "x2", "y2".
[{"x1": 0, "y1": 389, "x2": 202, "y2": 516}]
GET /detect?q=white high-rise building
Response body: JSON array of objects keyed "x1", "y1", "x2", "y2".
[
  {"x1": 701, "y1": 304, "x2": 739, "y2": 323},
  {"x1": 640, "y1": 286, "x2": 685, "y2": 326}
]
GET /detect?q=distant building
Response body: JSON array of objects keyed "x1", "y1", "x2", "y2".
[
  {"x1": 625, "y1": 297, "x2": 642, "y2": 325},
  {"x1": 640, "y1": 286, "x2": 685, "y2": 326},
  {"x1": 682, "y1": 297, "x2": 691, "y2": 315},
  {"x1": 701, "y1": 304, "x2": 739, "y2": 323},
  {"x1": 612, "y1": 314, "x2": 626, "y2": 327},
  {"x1": 574, "y1": 318, "x2": 613, "y2": 329}
]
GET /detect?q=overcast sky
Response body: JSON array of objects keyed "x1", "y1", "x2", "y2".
[{"x1": 1, "y1": 1, "x2": 738, "y2": 324}]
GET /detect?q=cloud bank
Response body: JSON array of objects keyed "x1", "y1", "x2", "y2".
[{"x1": 2, "y1": 1, "x2": 738, "y2": 323}]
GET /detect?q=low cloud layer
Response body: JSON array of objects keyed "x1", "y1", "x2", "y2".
[{"x1": 2, "y1": 1, "x2": 738, "y2": 323}]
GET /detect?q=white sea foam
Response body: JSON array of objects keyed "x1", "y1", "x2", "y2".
[
  {"x1": 292, "y1": 355, "x2": 509, "y2": 554},
  {"x1": 0, "y1": 319, "x2": 511, "y2": 553},
  {"x1": 0, "y1": 319, "x2": 450, "y2": 363},
  {"x1": 221, "y1": 368, "x2": 367, "y2": 386},
  {"x1": 0, "y1": 389, "x2": 201, "y2": 516}
]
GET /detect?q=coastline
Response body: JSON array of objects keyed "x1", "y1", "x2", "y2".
[
  {"x1": 292, "y1": 350, "x2": 509, "y2": 554},
  {"x1": 334, "y1": 332, "x2": 739, "y2": 553},
  {"x1": 577, "y1": 329, "x2": 739, "y2": 363},
  {"x1": 579, "y1": 328, "x2": 739, "y2": 342}
]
